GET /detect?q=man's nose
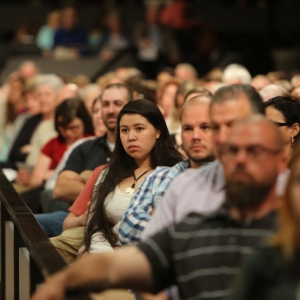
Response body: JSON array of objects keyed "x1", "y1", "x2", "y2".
[
  {"x1": 235, "y1": 148, "x2": 248, "y2": 165},
  {"x1": 192, "y1": 128, "x2": 201, "y2": 140},
  {"x1": 218, "y1": 126, "x2": 229, "y2": 145},
  {"x1": 108, "y1": 104, "x2": 114, "y2": 113}
]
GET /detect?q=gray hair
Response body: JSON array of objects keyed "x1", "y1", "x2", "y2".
[
  {"x1": 36, "y1": 74, "x2": 64, "y2": 92},
  {"x1": 222, "y1": 64, "x2": 252, "y2": 84}
]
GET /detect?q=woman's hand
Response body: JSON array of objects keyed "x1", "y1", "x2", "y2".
[
  {"x1": 77, "y1": 202, "x2": 90, "y2": 227},
  {"x1": 16, "y1": 169, "x2": 31, "y2": 186}
]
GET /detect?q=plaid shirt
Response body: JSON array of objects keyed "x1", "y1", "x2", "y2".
[{"x1": 119, "y1": 160, "x2": 190, "y2": 245}]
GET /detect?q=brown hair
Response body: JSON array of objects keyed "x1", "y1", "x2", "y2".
[
  {"x1": 271, "y1": 142, "x2": 300, "y2": 259},
  {"x1": 5, "y1": 77, "x2": 25, "y2": 125}
]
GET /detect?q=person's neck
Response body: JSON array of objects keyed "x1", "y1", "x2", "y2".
[
  {"x1": 189, "y1": 157, "x2": 215, "y2": 169},
  {"x1": 229, "y1": 187, "x2": 278, "y2": 222},
  {"x1": 42, "y1": 111, "x2": 54, "y2": 121},
  {"x1": 14, "y1": 99, "x2": 26, "y2": 112},
  {"x1": 134, "y1": 157, "x2": 152, "y2": 173},
  {"x1": 190, "y1": 160, "x2": 202, "y2": 169},
  {"x1": 106, "y1": 130, "x2": 116, "y2": 144}
]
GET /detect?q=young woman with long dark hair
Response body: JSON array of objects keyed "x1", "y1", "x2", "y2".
[{"x1": 83, "y1": 99, "x2": 182, "y2": 254}]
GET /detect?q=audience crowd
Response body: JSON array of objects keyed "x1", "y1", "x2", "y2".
[{"x1": 2, "y1": 16, "x2": 300, "y2": 298}]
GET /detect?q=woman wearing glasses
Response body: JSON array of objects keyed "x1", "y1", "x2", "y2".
[
  {"x1": 265, "y1": 96, "x2": 300, "y2": 162},
  {"x1": 21, "y1": 98, "x2": 94, "y2": 212}
]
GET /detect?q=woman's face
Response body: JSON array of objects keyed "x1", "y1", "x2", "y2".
[
  {"x1": 161, "y1": 84, "x2": 178, "y2": 118},
  {"x1": 58, "y1": 117, "x2": 85, "y2": 144},
  {"x1": 37, "y1": 84, "x2": 57, "y2": 116},
  {"x1": 289, "y1": 159, "x2": 300, "y2": 222},
  {"x1": 9, "y1": 80, "x2": 24, "y2": 104},
  {"x1": 266, "y1": 106, "x2": 292, "y2": 159},
  {"x1": 92, "y1": 100, "x2": 106, "y2": 136},
  {"x1": 119, "y1": 114, "x2": 160, "y2": 164},
  {"x1": 176, "y1": 93, "x2": 185, "y2": 114},
  {"x1": 26, "y1": 91, "x2": 41, "y2": 116}
]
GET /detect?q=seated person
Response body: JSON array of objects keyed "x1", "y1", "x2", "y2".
[
  {"x1": 35, "y1": 83, "x2": 132, "y2": 236},
  {"x1": 15, "y1": 74, "x2": 64, "y2": 190},
  {"x1": 119, "y1": 93, "x2": 214, "y2": 245},
  {"x1": 53, "y1": 5, "x2": 88, "y2": 58},
  {"x1": 51, "y1": 99, "x2": 182, "y2": 261},
  {"x1": 229, "y1": 144, "x2": 300, "y2": 300},
  {"x1": 36, "y1": 10, "x2": 61, "y2": 57},
  {"x1": 21, "y1": 98, "x2": 94, "y2": 213},
  {"x1": 0, "y1": 76, "x2": 41, "y2": 170},
  {"x1": 32, "y1": 117, "x2": 286, "y2": 300},
  {"x1": 0, "y1": 76, "x2": 27, "y2": 162},
  {"x1": 43, "y1": 96, "x2": 106, "y2": 191},
  {"x1": 97, "y1": 10, "x2": 135, "y2": 61}
]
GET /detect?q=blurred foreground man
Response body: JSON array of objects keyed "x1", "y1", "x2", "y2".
[{"x1": 31, "y1": 117, "x2": 286, "y2": 300}]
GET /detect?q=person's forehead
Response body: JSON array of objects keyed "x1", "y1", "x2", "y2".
[
  {"x1": 228, "y1": 123, "x2": 273, "y2": 147},
  {"x1": 38, "y1": 84, "x2": 55, "y2": 92},
  {"x1": 120, "y1": 114, "x2": 148, "y2": 125},
  {"x1": 102, "y1": 87, "x2": 127, "y2": 101},
  {"x1": 182, "y1": 102, "x2": 210, "y2": 123},
  {"x1": 211, "y1": 97, "x2": 253, "y2": 121}
]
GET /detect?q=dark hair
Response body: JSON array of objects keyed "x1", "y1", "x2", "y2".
[
  {"x1": 212, "y1": 84, "x2": 265, "y2": 115},
  {"x1": 100, "y1": 83, "x2": 134, "y2": 102},
  {"x1": 125, "y1": 78, "x2": 157, "y2": 103},
  {"x1": 85, "y1": 99, "x2": 182, "y2": 250},
  {"x1": 265, "y1": 96, "x2": 300, "y2": 141},
  {"x1": 55, "y1": 98, "x2": 94, "y2": 139}
]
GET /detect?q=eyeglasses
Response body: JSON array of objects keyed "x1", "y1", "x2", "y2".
[
  {"x1": 220, "y1": 145, "x2": 281, "y2": 161},
  {"x1": 273, "y1": 121, "x2": 289, "y2": 127},
  {"x1": 58, "y1": 124, "x2": 83, "y2": 132}
]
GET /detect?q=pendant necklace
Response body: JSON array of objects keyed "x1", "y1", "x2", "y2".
[{"x1": 125, "y1": 168, "x2": 152, "y2": 194}]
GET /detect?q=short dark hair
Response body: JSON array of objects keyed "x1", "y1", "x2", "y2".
[
  {"x1": 212, "y1": 84, "x2": 265, "y2": 114},
  {"x1": 55, "y1": 98, "x2": 94, "y2": 139},
  {"x1": 100, "y1": 83, "x2": 134, "y2": 102},
  {"x1": 265, "y1": 96, "x2": 300, "y2": 140}
]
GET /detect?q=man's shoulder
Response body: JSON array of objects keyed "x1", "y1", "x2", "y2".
[
  {"x1": 74, "y1": 136, "x2": 107, "y2": 151},
  {"x1": 151, "y1": 160, "x2": 189, "y2": 179},
  {"x1": 170, "y1": 161, "x2": 223, "y2": 188}
]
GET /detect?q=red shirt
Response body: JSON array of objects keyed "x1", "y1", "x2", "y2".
[
  {"x1": 41, "y1": 134, "x2": 92, "y2": 170},
  {"x1": 69, "y1": 165, "x2": 107, "y2": 215}
]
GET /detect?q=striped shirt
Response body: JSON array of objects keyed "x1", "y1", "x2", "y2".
[{"x1": 137, "y1": 209, "x2": 277, "y2": 300}]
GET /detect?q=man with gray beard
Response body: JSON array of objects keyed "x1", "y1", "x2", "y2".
[{"x1": 32, "y1": 116, "x2": 286, "y2": 300}]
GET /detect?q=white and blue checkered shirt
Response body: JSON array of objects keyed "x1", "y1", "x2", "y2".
[{"x1": 119, "y1": 160, "x2": 190, "y2": 245}]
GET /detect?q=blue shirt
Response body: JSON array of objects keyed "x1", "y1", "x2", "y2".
[
  {"x1": 53, "y1": 26, "x2": 88, "y2": 55},
  {"x1": 119, "y1": 160, "x2": 190, "y2": 245}
]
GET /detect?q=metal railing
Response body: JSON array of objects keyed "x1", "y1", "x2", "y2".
[{"x1": 0, "y1": 170, "x2": 91, "y2": 300}]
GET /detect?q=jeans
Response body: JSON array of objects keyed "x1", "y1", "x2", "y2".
[{"x1": 35, "y1": 211, "x2": 69, "y2": 237}]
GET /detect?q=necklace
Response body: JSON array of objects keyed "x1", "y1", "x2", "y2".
[{"x1": 125, "y1": 168, "x2": 152, "y2": 194}]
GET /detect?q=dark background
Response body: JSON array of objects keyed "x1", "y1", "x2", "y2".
[{"x1": 1, "y1": 0, "x2": 300, "y2": 80}]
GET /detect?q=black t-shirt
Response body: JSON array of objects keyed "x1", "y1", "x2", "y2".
[
  {"x1": 230, "y1": 246, "x2": 299, "y2": 300},
  {"x1": 137, "y1": 210, "x2": 277, "y2": 300},
  {"x1": 62, "y1": 136, "x2": 111, "y2": 174},
  {"x1": 4, "y1": 114, "x2": 42, "y2": 169}
]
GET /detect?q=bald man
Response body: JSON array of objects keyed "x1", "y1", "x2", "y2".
[{"x1": 32, "y1": 117, "x2": 286, "y2": 300}]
